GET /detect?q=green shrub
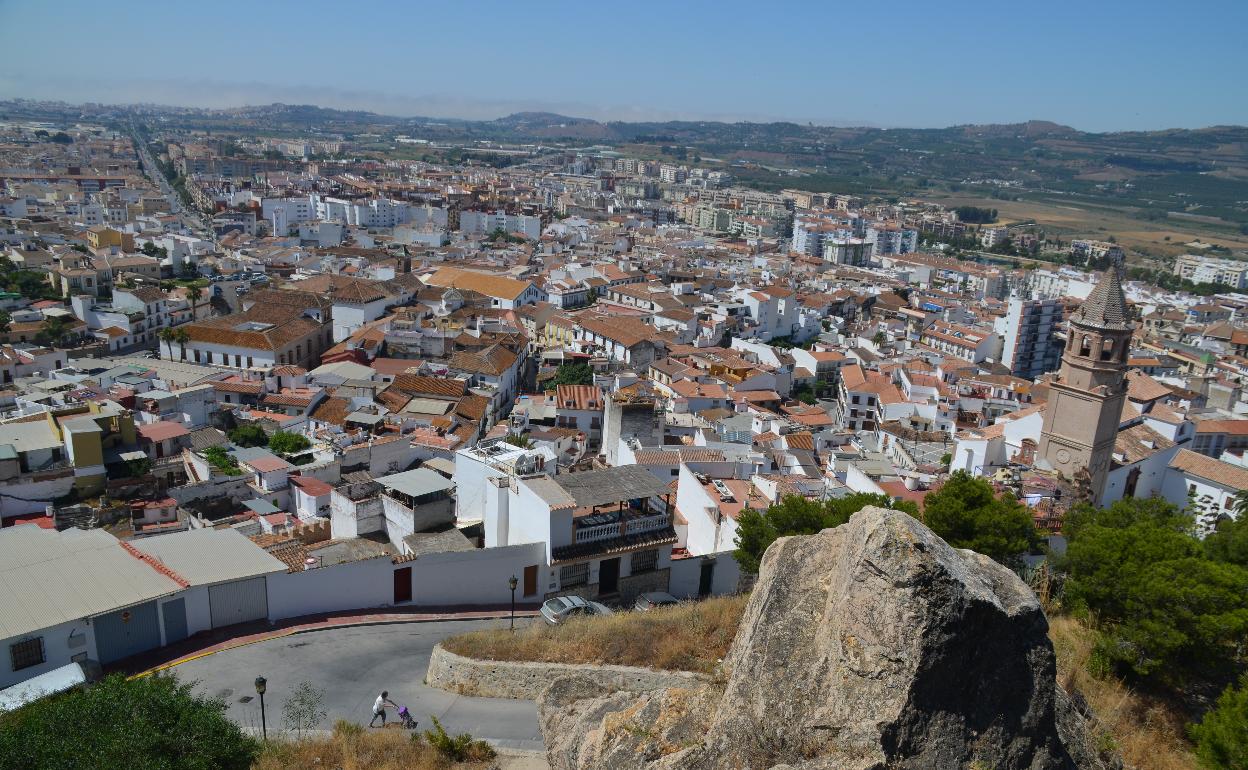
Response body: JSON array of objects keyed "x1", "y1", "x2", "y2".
[
  {"x1": 421, "y1": 715, "x2": 495, "y2": 762},
  {"x1": 0, "y1": 673, "x2": 257, "y2": 770},
  {"x1": 1190, "y1": 673, "x2": 1248, "y2": 770}
]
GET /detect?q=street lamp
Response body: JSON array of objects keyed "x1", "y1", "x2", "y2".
[
  {"x1": 254, "y1": 676, "x2": 267, "y2": 740},
  {"x1": 508, "y1": 575, "x2": 519, "y2": 632}
]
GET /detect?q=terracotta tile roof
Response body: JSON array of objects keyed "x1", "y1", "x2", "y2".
[
  {"x1": 1168, "y1": 448, "x2": 1248, "y2": 489},
  {"x1": 1113, "y1": 422, "x2": 1174, "y2": 466},
  {"x1": 455, "y1": 394, "x2": 489, "y2": 423},
  {"x1": 424, "y1": 266, "x2": 534, "y2": 301},
  {"x1": 1125, "y1": 370, "x2": 1173, "y2": 403},
  {"x1": 448, "y1": 345, "x2": 518, "y2": 377},
  {"x1": 212, "y1": 379, "x2": 264, "y2": 394},
  {"x1": 137, "y1": 421, "x2": 190, "y2": 442},
  {"x1": 289, "y1": 475, "x2": 334, "y2": 496},
  {"x1": 634, "y1": 450, "x2": 680, "y2": 465},
  {"x1": 1195, "y1": 418, "x2": 1248, "y2": 435},
  {"x1": 577, "y1": 313, "x2": 654, "y2": 349},
  {"x1": 556, "y1": 384, "x2": 604, "y2": 411},
  {"x1": 785, "y1": 432, "x2": 814, "y2": 451},
  {"x1": 391, "y1": 374, "x2": 469, "y2": 399},
  {"x1": 309, "y1": 396, "x2": 350, "y2": 426}
]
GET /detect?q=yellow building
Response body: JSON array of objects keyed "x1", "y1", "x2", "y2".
[
  {"x1": 85, "y1": 226, "x2": 135, "y2": 253},
  {"x1": 47, "y1": 402, "x2": 138, "y2": 494}
]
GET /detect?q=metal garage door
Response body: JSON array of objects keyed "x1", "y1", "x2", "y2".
[
  {"x1": 162, "y1": 598, "x2": 188, "y2": 645},
  {"x1": 94, "y1": 601, "x2": 161, "y2": 664},
  {"x1": 209, "y1": 577, "x2": 268, "y2": 629}
]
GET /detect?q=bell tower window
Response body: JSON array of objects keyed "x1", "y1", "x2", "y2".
[
  {"x1": 1079, "y1": 335, "x2": 1092, "y2": 357},
  {"x1": 1100, "y1": 338, "x2": 1114, "y2": 361}
]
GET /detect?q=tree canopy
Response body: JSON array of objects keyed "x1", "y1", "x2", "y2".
[
  {"x1": 733, "y1": 493, "x2": 919, "y2": 574},
  {"x1": 552, "y1": 362, "x2": 593, "y2": 386},
  {"x1": 268, "y1": 430, "x2": 311, "y2": 456},
  {"x1": 227, "y1": 423, "x2": 268, "y2": 448},
  {"x1": 1061, "y1": 497, "x2": 1248, "y2": 682},
  {"x1": 921, "y1": 470, "x2": 1039, "y2": 565},
  {"x1": 0, "y1": 673, "x2": 257, "y2": 770}
]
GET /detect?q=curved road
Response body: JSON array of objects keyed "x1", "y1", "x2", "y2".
[{"x1": 176, "y1": 619, "x2": 543, "y2": 751}]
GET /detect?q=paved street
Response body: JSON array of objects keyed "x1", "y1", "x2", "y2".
[{"x1": 176, "y1": 619, "x2": 543, "y2": 751}]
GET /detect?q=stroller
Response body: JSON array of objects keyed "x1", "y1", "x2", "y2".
[{"x1": 397, "y1": 705, "x2": 418, "y2": 730}]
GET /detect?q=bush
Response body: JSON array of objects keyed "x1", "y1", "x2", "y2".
[
  {"x1": 422, "y1": 715, "x2": 495, "y2": 762},
  {"x1": 268, "y1": 431, "x2": 311, "y2": 456},
  {"x1": 228, "y1": 423, "x2": 268, "y2": 447},
  {"x1": 1190, "y1": 673, "x2": 1248, "y2": 770},
  {"x1": 0, "y1": 673, "x2": 257, "y2": 770},
  {"x1": 551, "y1": 362, "x2": 593, "y2": 386}
]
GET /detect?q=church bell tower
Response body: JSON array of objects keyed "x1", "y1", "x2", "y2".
[{"x1": 1037, "y1": 268, "x2": 1133, "y2": 504}]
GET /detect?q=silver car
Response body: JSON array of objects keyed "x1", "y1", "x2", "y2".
[{"x1": 540, "y1": 595, "x2": 613, "y2": 626}]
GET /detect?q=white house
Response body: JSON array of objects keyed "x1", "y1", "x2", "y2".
[{"x1": 482, "y1": 464, "x2": 676, "y2": 604}]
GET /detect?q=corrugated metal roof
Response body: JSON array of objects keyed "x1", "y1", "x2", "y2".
[
  {"x1": 0, "y1": 527, "x2": 182, "y2": 640},
  {"x1": 132, "y1": 529, "x2": 286, "y2": 587},
  {"x1": 376, "y1": 467, "x2": 455, "y2": 498}
]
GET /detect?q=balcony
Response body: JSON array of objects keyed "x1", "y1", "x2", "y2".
[{"x1": 574, "y1": 510, "x2": 672, "y2": 544}]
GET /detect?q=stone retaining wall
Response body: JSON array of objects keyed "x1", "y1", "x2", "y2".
[{"x1": 426, "y1": 643, "x2": 707, "y2": 700}]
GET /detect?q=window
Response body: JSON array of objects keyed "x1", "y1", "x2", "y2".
[
  {"x1": 559, "y1": 562, "x2": 588, "y2": 588},
  {"x1": 631, "y1": 549, "x2": 658, "y2": 574},
  {"x1": 10, "y1": 637, "x2": 44, "y2": 671}
]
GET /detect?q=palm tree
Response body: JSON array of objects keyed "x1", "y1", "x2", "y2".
[
  {"x1": 36, "y1": 316, "x2": 69, "y2": 347},
  {"x1": 1234, "y1": 490, "x2": 1248, "y2": 519},
  {"x1": 157, "y1": 327, "x2": 176, "y2": 360},
  {"x1": 173, "y1": 327, "x2": 190, "y2": 361},
  {"x1": 187, "y1": 284, "x2": 204, "y2": 320}
]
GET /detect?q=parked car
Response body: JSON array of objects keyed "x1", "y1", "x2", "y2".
[
  {"x1": 540, "y1": 595, "x2": 613, "y2": 626},
  {"x1": 634, "y1": 592, "x2": 679, "y2": 612}
]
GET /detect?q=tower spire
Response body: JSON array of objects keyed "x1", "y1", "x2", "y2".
[{"x1": 1071, "y1": 267, "x2": 1131, "y2": 331}]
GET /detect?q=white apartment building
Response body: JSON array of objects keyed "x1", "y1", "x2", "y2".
[
  {"x1": 1174, "y1": 254, "x2": 1248, "y2": 289},
  {"x1": 866, "y1": 223, "x2": 918, "y2": 256},
  {"x1": 459, "y1": 210, "x2": 542, "y2": 240},
  {"x1": 1000, "y1": 296, "x2": 1064, "y2": 380}
]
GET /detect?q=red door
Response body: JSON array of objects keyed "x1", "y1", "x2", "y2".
[
  {"x1": 393, "y1": 567, "x2": 412, "y2": 604},
  {"x1": 523, "y1": 565, "x2": 538, "y2": 598}
]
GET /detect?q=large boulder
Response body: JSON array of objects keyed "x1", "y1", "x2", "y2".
[{"x1": 537, "y1": 507, "x2": 1113, "y2": 770}]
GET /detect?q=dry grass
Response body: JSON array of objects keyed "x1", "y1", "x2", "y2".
[
  {"x1": 1049, "y1": 615, "x2": 1198, "y2": 770},
  {"x1": 442, "y1": 595, "x2": 749, "y2": 674},
  {"x1": 252, "y1": 721, "x2": 490, "y2": 770},
  {"x1": 919, "y1": 192, "x2": 1248, "y2": 258}
]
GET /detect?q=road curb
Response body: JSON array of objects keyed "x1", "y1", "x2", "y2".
[{"x1": 130, "y1": 612, "x2": 537, "y2": 679}]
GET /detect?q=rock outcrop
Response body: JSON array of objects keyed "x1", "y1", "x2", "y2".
[{"x1": 538, "y1": 507, "x2": 1113, "y2": 770}]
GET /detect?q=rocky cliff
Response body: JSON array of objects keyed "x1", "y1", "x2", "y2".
[{"x1": 538, "y1": 507, "x2": 1114, "y2": 769}]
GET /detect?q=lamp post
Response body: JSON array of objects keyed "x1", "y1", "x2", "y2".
[
  {"x1": 508, "y1": 575, "x2": 518, "y2": 632},
  {"x1": 254, "y1": 676, "x2": 267, "y2": 741}
]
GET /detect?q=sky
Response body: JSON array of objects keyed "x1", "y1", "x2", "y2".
[{"x1": 1, "y1": 0, "x2": 1245, "y2": 132}]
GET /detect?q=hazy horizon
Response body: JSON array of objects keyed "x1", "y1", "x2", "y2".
[{"x1": 2, "y1": 0, "x2": 1246, "y2": 133}]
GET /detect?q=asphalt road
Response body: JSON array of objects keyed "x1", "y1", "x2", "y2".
[{"x1": 176, "y1": 619, "x2": 543, "y2": 751}]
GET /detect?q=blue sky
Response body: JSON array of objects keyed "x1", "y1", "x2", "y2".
[{"x1": 1, "y1": 0, "x2": 1244, "y2": 131}]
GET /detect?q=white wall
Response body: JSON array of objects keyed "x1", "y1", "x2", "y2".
[
  {"x1": 410, "y1": 543, "x2": 546, "y2": 606},
  {"x1": 0, "y1": 618, "x2": 96, "y2": 690},
  {"x1": 265, "y1": 541, "x2": 547, "y2": 619},
  {"x1": 668, "y1": 553, "x2": 742, "y2": 600}
]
